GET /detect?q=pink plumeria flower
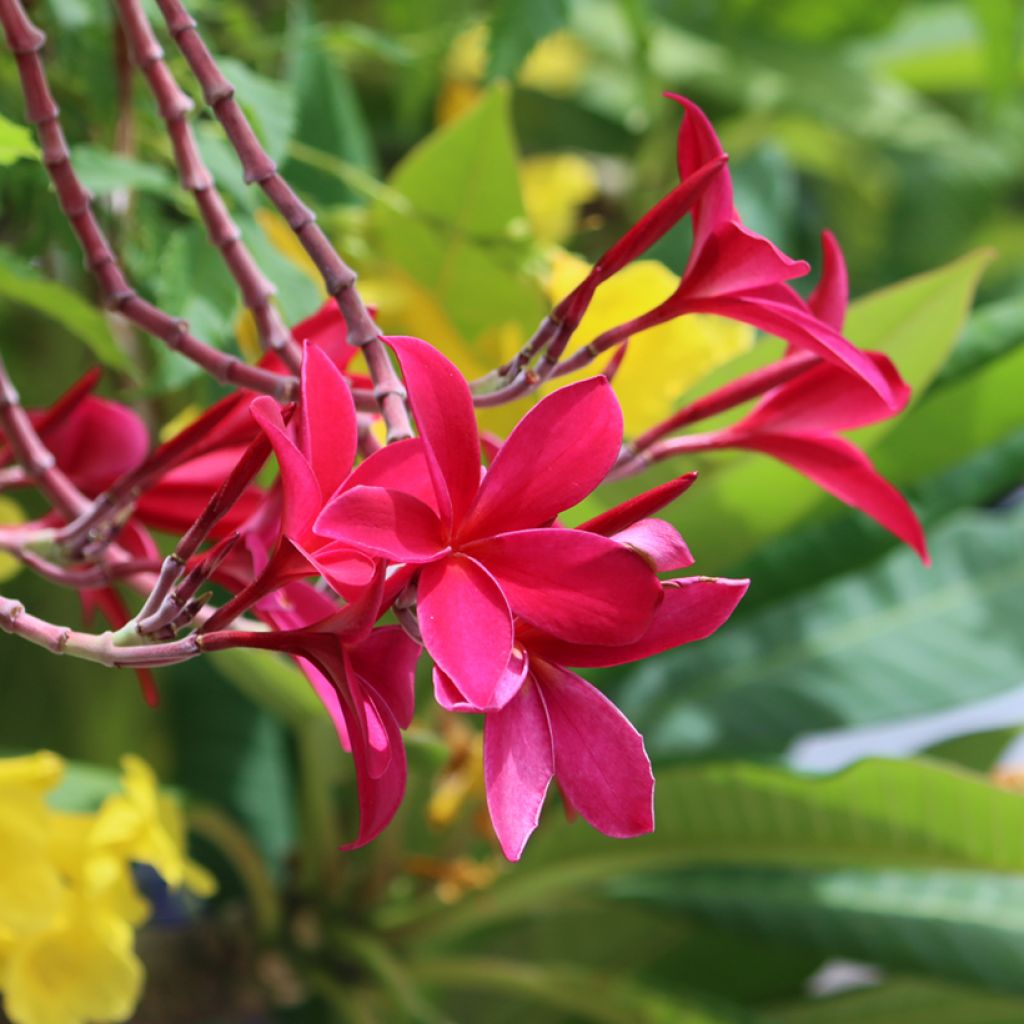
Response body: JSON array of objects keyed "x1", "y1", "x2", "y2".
[
  {"x1": 470, "y1": 576, "x2": 749, "y2": 860},
  {"x1": 315, "y1": 336, "x2": 663, "y2": 712}
]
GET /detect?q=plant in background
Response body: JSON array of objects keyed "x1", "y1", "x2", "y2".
[{"x1": 1, "y1": 0, "x2": 1018, "y2": 1021}]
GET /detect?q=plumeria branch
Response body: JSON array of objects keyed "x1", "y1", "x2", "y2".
[
  {"x1": 152, "y1": 0, "x2": 413, "y2": 442},
  {"x1": 115, "y1": 0, "x2": 302, "y2": 372},
  {"x1": 0, "y1": 0, "x2": 296, "y2": 401}
]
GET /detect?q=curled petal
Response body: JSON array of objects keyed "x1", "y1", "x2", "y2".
[
  {"x1": 418, "y1": 555, "x2": 514, "y2": 710},
  {"x1": 315, "y1": 485, "x2": 446, "y2": 563},
  {"x1": 808, "y1": 230, "x2": 849, "y2": 331},
  {"x1": 348, "y1": 626, "x2": 421, "y2": 729},
  {"x1": 741, "y1": 352, "x2": 910, "y2": 435},
  {"x1": 470, "y1": 528, "x2": 661, "y2": 645},
  {"x1": 433, "y1": 646, "x2": 528, "y2": 713},
  {"x1": 484, "y1": 678, "x2": 554, "y2": 861},
  {"x1": 526, "y1": 576, "x2": 749, "y2": 668},
  {"x1": 387, "y1": 335, "x2": 480, "y2": 529},
  {"x1": 251, "y1": 396, "x2": 320, "y2": 541},
  {"x1": 465, "y1": 377, "x2": 623, "y2": 539},
  {"x1": 300, "y1": 342, "x2": 357, "y2": 495},
  {"x1": 537, "y1": 662, "x2": 654, "y2": 839},
  {"x1": 579, "y1": 473, "x2": 698, "y2": 536},
  {"x1": 739, "y1": 433, "x2": 928, "y2": 560},
  {"x1": 611, "y1": 518, "x2": 693, "y2": 571}
]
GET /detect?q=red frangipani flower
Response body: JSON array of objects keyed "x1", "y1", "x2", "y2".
[
  {"x1": 315, "y1": 336, "x2": 663, "y2": 712},
  {"x1": 475, "y1": 576, "x2": 749, "y2": 860}
]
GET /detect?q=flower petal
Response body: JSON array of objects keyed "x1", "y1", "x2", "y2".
[
  {"x1": 418, "y1": 555, "x2": 514, "y2": 709},
  {"x1": 688, "y1": 293, "x2": 899, "y2": 409},
  {"x1": 300, "y1": 341, "x2": 357, "y2": 495},
  {"x1": 314, "y1": 485, "x2": 445, "y2": 563},
  {"x1": 740, "y1": 352, "x2": 909, "y2": 435},
  {"x1": 291, "y1": 298, "x2": 359, "y2": 372},
  {"x1": 739, "y1": 433, "x2": 928, "y2": 560},
  {"x1": 525, "y1": 576, "x2": 748, "y2": 667},
  {"x1": 347, "y1": 626, "x2": 421, "y2": 729},
  {"x1": 342, "y1": 437, "x2": 436, "y2": 509},
  {"x1": 387, "y1": 335, "x2": 480, "y2": 528},
  {"x1": 471, "y1": 528, "x2": 661, "y2": 644},
  {"x1": 579, "y1": 473, "x2": 698, "y2": 536},
  {"x1": 304, "y1": 541, "x2": 377, "y2": 600},
  {"x1": 433, "y1": 645, "x2": 528, "y2": 713},
  {"x1": 611, "y1": 518, "x2": 693, "y2": 571},
  {"x1": 808, "y1": 230, "x2": 848, "y2": 330},
  {"x1": 483, "y1": 677, "x2": 554, "y2": 861},
  {"x1": 250, "y1": 396, "x2": 320, "y2": 540},
  {"x1": 465, "y1": 377, "x2": 623, "y2": 538},
  {"x1": 538, "y1": 662, "x2": 653, "y2": 838}
]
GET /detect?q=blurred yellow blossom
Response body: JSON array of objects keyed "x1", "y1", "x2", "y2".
[
  {"x1": 519, "y1": 153, "x2": 599, "y2": 245},
  {"x1": 0, "y1": 496, "x2": 26, "y2": 584},
  {"x1": 0, "y1": 752, "x2": 215, "y2": 1024},
  {"x1": 540, "y1": 250, "x2": 755, "y2": 433}
]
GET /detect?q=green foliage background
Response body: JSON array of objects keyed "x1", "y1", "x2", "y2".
[{"x1": 1, "y1": 0, "x2": 1023, "y2": 1021}]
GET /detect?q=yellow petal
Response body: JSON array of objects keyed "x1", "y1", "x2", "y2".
[
  {"x1": 3, "y1": 903, "x2": 143, "y2": 1024},
  {"x1": 519, "y1": 154, "x2": 599, "y2": 245},
  {"x1": 519, "y1": 31, "x2": 588, "y2": 94},
  {"x1": 254, "y1": 208, "x2": 325, "y2": 292},
  {"x1": 0, "y1": 496, "x2": 25, "y2": 584},
  {"x1": 541, "y1": 250, "x2": 755, "y2": 433}
]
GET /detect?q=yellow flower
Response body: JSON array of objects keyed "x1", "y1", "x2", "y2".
[
  {"x1": 519, "y1": 153, "x2": 599, "y2": 245},
  {"x1": 2, "y1": 898, "x2": 142, "y2": 1024},
  {"x1": 91, "y1": 755, "x2": 217, "y2": 899},
  {"x1": 541, "y1": 250, "x2": 755, "y2": 433}
]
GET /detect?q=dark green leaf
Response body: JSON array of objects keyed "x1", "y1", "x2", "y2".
[{"x1": 487, "y1": 0, "x2": 570, "y2": 81}]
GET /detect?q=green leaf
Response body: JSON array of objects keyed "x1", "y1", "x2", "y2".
[
  {"x1": 69, "y1": 144, "x2": 175, "y2": 197},
  {"x1": 393, "y1": 758, "x2": 1024, "y2": 947},
  {"x1": 487, "y1": 0, "x2": 570, "y2": 81},
  {"x1": 621, "y1": 865, "x2": 1024, "y2": 993},
  {"x1": 371, "y1": 85, "x2": 546, "y2": 345},
  {"x1": 767, "y1": 978, "x2": 1024, "y2": 1024},
  {"x1": 208, "y1": 648, "x2": 326, "y2": 729},
  {"x1": 924, "y1": 727, "x2": 1019, "y2": 773},
  {"x1": 280, "y1": 39, "x2": 377, "y2": 206},
  {"x1": 0, "y1": 247, "x2": 133, "y2": 375},
  {"x1": 934, "y1": 294, "x2": 1024, "y2": 387},
  {"x1": 615, "y1": 250, "x2": 991, "y2": 571},
  {"x1": 0, "y1": 112, "x2": 39, "y2": 165},
  {"x1": 616, "y1": 504, "x2": 1024, "y2": 762}
]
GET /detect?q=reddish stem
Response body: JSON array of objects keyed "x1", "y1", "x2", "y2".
[
  {"x1": 0, "y1": 0, "x2": 295, "y2": 401},
  {"x1": 153, "y1": 0, "x2": 413, "y2": 442},
  {"x1": 116, "y1": 0, "x2": 301, "y2": 372}
]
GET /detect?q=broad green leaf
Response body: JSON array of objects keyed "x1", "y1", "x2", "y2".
[
  {"x1": 0, "y1": 247, "x2": 133, "y2": 375},
  {"x1": 605, "y1": 250, "x2": 990, "y2": 570},
  {"x1": 281, "y1": 40, "x2": 377, "y2": 206},
  {"x1": 412, "y1": 956, "x2": 741, "y2": 1024},
  {"x1": 487, "y1": 0, "x2": 570, "y2": 81},
  {"x1": 0, "y1": 112, "x2": 39, "y2": 165},
  {"x1": 617, "y1": 504, "x2": 1024, "y2": 762},
  {"x1": 371, "y1": 85, "x2": 546, "y2": 348},
  {"x1": 69, "y1": 144, "x2": 174, "y2": 197},
  {"x1": 767, "y1": 978, "x2": 1024, "y2": 1024},
  {"x1": 393, "y1": 757, "x2": 1024, "y2": 946},
  {"x1": 924, "y1": 727, "x2": 1020, "y2": 773},
  {"x1": 934, "y1": 294, "x2": 1024, "y2": 387},
  {"x1": 622, "y1": 865, "x2": 1024, "y2": 993}
]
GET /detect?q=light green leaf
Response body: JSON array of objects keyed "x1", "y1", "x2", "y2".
[
  {"x1": 69, "y1": 144, "x2": 175, "y2": 196},
  {"x1": 281, "y1": 39, "x2": 377, "y2": 206},
  {"x1": 0, "y1": 496, "x2": 24, "y2": 584},
  {"x1": 0, "y1": 247, "x2": 133, "y2": 375},
  {"x1": 0, "y1": 112, "x2": 39, "y2": 165},
  {"x1": 371, "y1": 85, "x2": 545, "y2": 345},
  {"x1": 618, "y1": 504, "x2": 1024, "y2": 762},
  {"x1": 218, "y1": 57, "x2": 297, "y2": 165},
  {"x1": 622, "y1": 866, "x2": 1024, "y2": 993}
]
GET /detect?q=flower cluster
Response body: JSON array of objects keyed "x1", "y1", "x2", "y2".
[
  {"x1": 0, "y1": 57, "x2": 925, "y2": 864},
  {"x1": 0, "y1": 752, "x2": 213, "y2": 1024}
]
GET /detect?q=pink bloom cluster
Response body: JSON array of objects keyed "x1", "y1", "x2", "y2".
[{"x1": 2, "y1": 97, "x2": 926, "y2": 860}]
